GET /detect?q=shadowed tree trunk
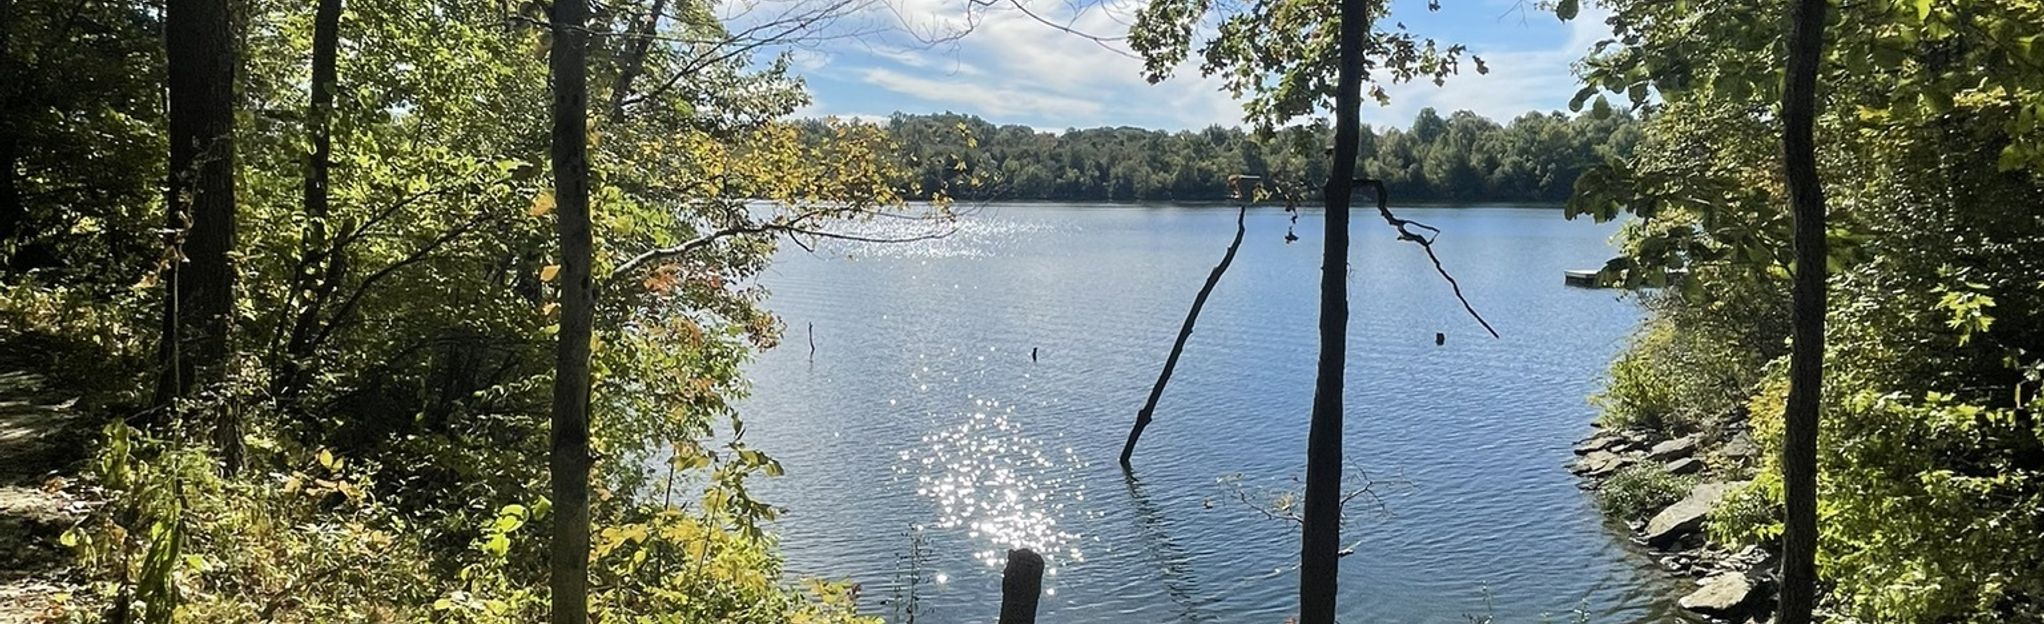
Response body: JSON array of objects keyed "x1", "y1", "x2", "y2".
[
  {"x1": 160, "y1": 0, "x2": 240, "y2": 466},
  {"x1": 1299, "y1": 0, "x2": 1366, "y2": 619},
  {"x1": 275, "y1": 0, "x2": 344, "y2": 406},
  {"x1": 1778, "y1": 0, "x2": 1829, "y2": 621},
  {"x1": 547, "y1": 0, "x2": 595, "y2": 619},
  {"x1": 0, "y1": 0, "x2": 18, "y2": 258},
  {"x1": 1121, "y1": 205, "x2": 1246, "y2": 468}
]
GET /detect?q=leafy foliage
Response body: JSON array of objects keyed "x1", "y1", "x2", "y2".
[
  {"x1": 1573, "y1": 0, "x2": 2044, "y2": 620},
  {"x1": 6, "y1": 0, "x2": 922, "y2": 620},
  {"x1": 1596, "y1": 464, "x2": 1698, "y2": 522}
]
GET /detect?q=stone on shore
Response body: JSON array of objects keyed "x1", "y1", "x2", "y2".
[
  {"x1": 1721, "y1": 432, "x2": 1759, "y2": 463},
  {"x1": 1679, "y1": 572, "x2": 1762, "y2": 619},
  {"x1": 1648, "y1": 434, "x2": 1701, "y2": 461},
  {"x1": 1574, "y1": 434, "x2": 1622, "y2": 455},
  {"x1": 1572, "y1": 450, "x2": 1634, "y2": 477},
  {"x1": 1644, "y1": 481, "x2": 1744, "y2": 546},
  {"x1": 1665, "y1": 457, "x2": 1705, "y2": 475}
]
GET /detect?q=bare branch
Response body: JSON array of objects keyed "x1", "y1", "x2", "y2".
[
  {"x1": 608, "y1": 214, "x2": 957, "y2": 281},
  {"x1": 1357, "y1": 179, "x2": 1500, "y2": 339}
]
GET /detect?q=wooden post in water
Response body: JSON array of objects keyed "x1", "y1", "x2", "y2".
[{"x1": 998, "y1": 548, "x2": 1044, "y2": 624}]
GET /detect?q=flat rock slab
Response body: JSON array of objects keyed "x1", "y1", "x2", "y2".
[
  {"x1": 1720, "y1": 432, "x2": 1759, "y2": 462},
  {"x1": 1572, "y1": 450, "x2": 1635, "y2": 477},
  {"x1": 1645, "y1": 481, "x2": 1746, "y2": 546},
  {"x1": 1648, "y1": 434, "x2": 1701, "y2": 461},
  {"x1": 1665, "y1": 457, "x2": 1706, "y2": 475},
  {"x1": 1574, "y1": 435, "x2": 1622, "y2": 455},
  {"x1": 1680, "y1": 573, "x2": 1761, "y2": 619}
]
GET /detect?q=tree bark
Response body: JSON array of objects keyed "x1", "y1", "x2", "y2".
[
  {"x1": 0, "y1": 0, "x2": 18, "y2": 258},
  {"x1": 997, "y1": 548, "x2": 1044, "y2": 624},
  {"x1": 1299, "y1": 0, "x2": 1366, "y2": 620},
  {"x1": 547, "y1": 0, "x2": 595, "y2": 619},
  {"x1": 1121, "y1": 205, "x2": 1246, "y2": 468},
  {"x1": 1778, "y1": 0, "x2": 1829, "y2": 621},
  {"x1": 159, "y1": 0, "x2": 239, "y2": 445},
  {"x1": 276, "y1": 0, "x2": 345, "y2": 406},
  {"x1": 0, "y1": 135, "x2": 18, "y2": 256}
]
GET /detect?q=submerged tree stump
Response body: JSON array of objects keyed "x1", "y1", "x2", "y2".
[{"x1": 999, "y1": 548, "x2": 1044, "y2": 624}]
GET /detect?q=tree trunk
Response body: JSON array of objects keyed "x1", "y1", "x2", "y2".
[
  {"x1": 1778, "y1": 0, "x2": 1829, "y2": 621},
  {"x1": 275, "y1": 0, "x2": 344, "y2": 406},
  {"x1": 0, "y1": 0, "x2": 18, "y2": 258},
  {"x1": 1299, "y1": 0, "x2": 1366, "y2": 620},
  {"x1": 160, "y1": 0, "x2": 239, "y2": 456},
  {"x1": 547, "y1": 0, "x2": 595, "y2": 619},
  {"x1": 1121, "y1": 205, "x2": 1246, "y2": 468},
  {"x1": 0, "y1": 135, "x2": 18, "y2": 256}
]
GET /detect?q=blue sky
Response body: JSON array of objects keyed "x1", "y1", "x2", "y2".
[{"x1": 771, "y1": 0, "x2": 1614, "y2": 131}]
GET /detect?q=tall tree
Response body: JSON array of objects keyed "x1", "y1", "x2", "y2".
[
  {"x1": 160, "y1": 0, "x2": 239, "y2": 421},
  {"x1": 1778, "y1": 0, "x2": 1829, "y2": 620},
  {"x1": 1296, "y1": 0, "x2": 1366, "y2": 619},
  {"x1": 0, "y1": 0, "x2": 17, "y2": 250},
  {"x1": 546, "y1": 0, "x2": 595, "y2": 620},
  {"x1": 275, "y1": 0, "x2": 344, "y2": 406},
  {"x1": 1129, "y1": 0, "x2": 1469, "y2": 620}
]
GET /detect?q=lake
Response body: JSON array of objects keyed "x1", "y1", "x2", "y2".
[{"x1": 733, "y1": 203, "x2": 1688, "y2": 623}]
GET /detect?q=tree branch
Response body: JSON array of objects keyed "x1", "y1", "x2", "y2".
[
  {"x1": 1121, "y1": 204, "x2": 1246, "y2": 468},
  {"x1": 1357, "y1": 179, "x2": 1500, "y2": 339}
]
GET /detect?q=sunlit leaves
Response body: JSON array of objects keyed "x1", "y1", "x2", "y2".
[
  {"x1": 1129, "y1": 0, "x2": 1474, "y2": 129},
  {"x1": 530, "y1": 191, "x2": 556, "y2": 216}
]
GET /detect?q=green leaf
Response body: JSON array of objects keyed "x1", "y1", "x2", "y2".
[
  {"x1": 1557, "y1": 0, "x2": 1580, "y2": 21},
  {"x1": 1569, "y1": 86, "x2": 1599, "y2": 112}
]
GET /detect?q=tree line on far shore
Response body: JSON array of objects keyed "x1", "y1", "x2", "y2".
[{"x1": 814, "y1": 108, "x2": 1639, "y2": 204}]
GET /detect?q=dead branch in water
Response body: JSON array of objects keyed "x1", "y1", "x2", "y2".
[{"x1": 1120, "y1": 204, "x2": 1248, "y2": 468}]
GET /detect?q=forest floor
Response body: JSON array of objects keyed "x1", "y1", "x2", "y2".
[{"x1": 0, "y1": 366, "x2": 91, "y2": 624}]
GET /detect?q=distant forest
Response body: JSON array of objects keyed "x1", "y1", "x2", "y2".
[{"x1": 822, "y1": 109, "x2": 1641, "y2": 203}]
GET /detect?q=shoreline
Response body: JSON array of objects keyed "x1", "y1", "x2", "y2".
[{"x1": 1571, "y1": 421, "x2": 1776, "y2": 624}]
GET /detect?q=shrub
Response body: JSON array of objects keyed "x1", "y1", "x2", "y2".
[{"x1": 1596, "y1": 464, "x2": 1698, "y2": 522}]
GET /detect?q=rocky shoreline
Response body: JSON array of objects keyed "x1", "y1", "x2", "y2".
[{"x1": 1571, "y1": 423, "x2": 1777, "y2": 623}]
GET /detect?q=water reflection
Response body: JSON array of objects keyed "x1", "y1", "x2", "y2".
[
  {"x1": 1121, "y1": 469, "x2": 1219, "y2": 622},
  {"x1": 896, "y1": 395, "x2": 1089, "y2": 575}
]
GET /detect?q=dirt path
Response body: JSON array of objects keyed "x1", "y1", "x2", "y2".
[{"x1": 0, "y1": 369, "x2": 90, "y2": 623}]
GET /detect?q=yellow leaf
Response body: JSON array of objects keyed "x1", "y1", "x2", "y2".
[
  {"x1": 540, "y1": 265, "x2": 561, "y2": 282},
  {"x1": 318, "y1": 449, "x2": 336, "y2": 470},
  {"x1": 529, "y1": 191, "x2": 556, "y2": 217}
]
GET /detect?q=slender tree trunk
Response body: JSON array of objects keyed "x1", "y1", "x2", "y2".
[
  {"x1": 1778, "y1": 0, "x2": 1829, "y2": 621},
  {"x1": 0, "y1": 0, "x2": 18, "y2": 258},
  {"x1": 275, "y1": 0, "x2": 344, "y2": 405},
  {"x1": 0, "y1": 135, "x2": 19, "y2": 255},
  {"x1": 1121, "y1": 205, "x2": 1246, "y2": 468},
  {"x1": 160, "y1": 0, "x2": 239, "y2": 453},
  {"x1": 546, "y1": 0, "x2": 595, "y2": 619},
  {"x1": 1299, "y1": 0, "x2": 1365, "y2": 619}
]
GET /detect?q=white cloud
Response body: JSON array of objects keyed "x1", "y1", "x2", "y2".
[
  {"x1": 791, "y1": 0, "x2": 1610, "y2": 129},
  {"x1": 861, "y1": 67, "x2": 1107, "y2": 118},
  {"x1": 1368, "y1": 5, "x2": 1613, "y2": 126}
]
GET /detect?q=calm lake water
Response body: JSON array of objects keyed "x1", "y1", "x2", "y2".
[{"x1": 733, "y1": 203, "x2": 1689, "y2": 623}]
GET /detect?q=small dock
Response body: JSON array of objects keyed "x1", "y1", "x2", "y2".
[{"x1": 1564, "y1": 269, "x2": 1602, "y2": 288}]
